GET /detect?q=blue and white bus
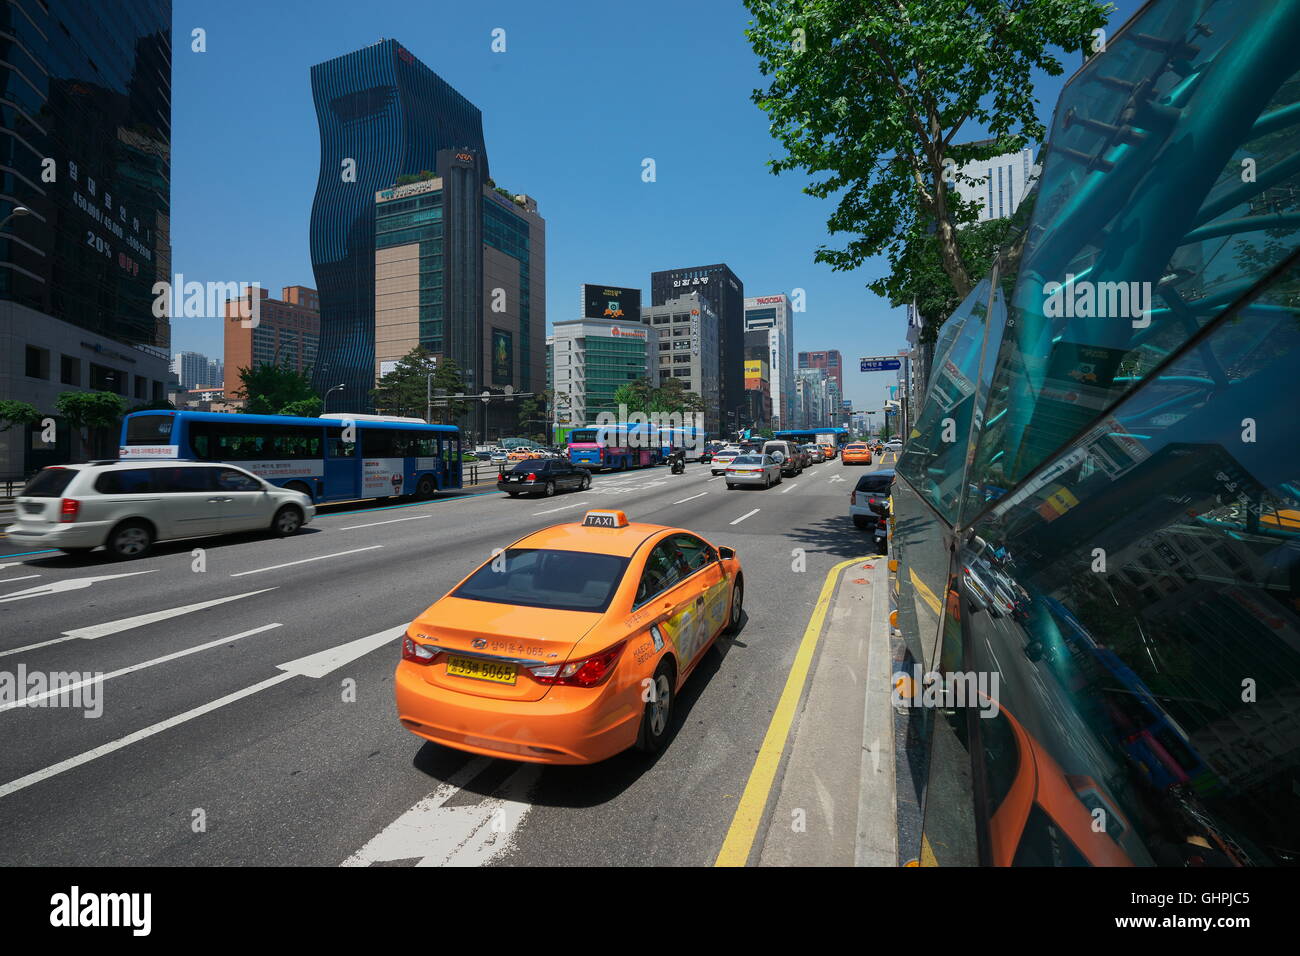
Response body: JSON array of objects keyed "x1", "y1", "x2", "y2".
[{"x1": 119, "y1": 410, "x2": 462, "y2": 503}]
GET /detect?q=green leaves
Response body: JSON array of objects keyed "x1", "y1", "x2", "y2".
[
  {"x1": 55, "y1": 391, "x2": 127, "y2": 432},
  {"x1": 744, "y1": 0, "x2": 1109, "y2": 303},
  {"x1": 0, "y1": 400, "x2": 41, "y2": 432},
  {"x1": 234, "y1": 363, "x2": 318, "y2": 415},
  {"x1": 371, "y1": 347, "x2": 467, "y2": 422},
  {"x1": 612, "y1": 377, "x2": 706, "y2": 416}
]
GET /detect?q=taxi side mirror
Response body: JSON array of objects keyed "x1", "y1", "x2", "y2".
[{"x1": 718, "y1": 546, "x2": 736, "y2": 561}]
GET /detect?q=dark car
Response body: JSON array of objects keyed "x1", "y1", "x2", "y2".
[{"x1": 498, "y1": 458, "x2": 592, "y2": 498}]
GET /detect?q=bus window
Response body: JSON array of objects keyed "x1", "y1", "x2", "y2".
[{"x1": 328, "y1": 432, "x2": 356, "y2": 458}]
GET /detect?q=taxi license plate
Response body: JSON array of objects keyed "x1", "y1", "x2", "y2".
[{"x1": 446, "y1": 655, "x2": 517, "y2": 685}]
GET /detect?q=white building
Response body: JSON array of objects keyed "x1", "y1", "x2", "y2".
[
  {"x1": 743, "y1": 293, "x2": 795, "y2": 429},
  {"x1": 550, "y1": 317, "x2": 659, "y2": 429},
  {"x1": 952, "y1": 143, "x2": 1038, "y2": 223},
  {"x1": 171, "y1": 351, "x2": 213, "y2": 389}
]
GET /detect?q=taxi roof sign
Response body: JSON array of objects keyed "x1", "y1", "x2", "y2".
[{"x1": 582, "y1": 509, "x2": 628, "y2": 528}]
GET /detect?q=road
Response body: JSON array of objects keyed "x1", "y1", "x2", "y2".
[{"x1": 0, "y1": 457, "x2": 883, "y2": 866}]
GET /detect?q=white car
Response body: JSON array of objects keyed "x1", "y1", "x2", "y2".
[
  {"x1": 710, "y1": 447, "x2": 744, "y2": 475},
  {"x1": 725, "y1": 454, "x2": 782, "y2": 489},
  {"x1": 5, "y1": 460, "x2": 314, "y2": 560}
]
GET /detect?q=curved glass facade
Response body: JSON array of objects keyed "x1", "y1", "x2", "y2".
[
  {"x1": 897, "y1": 0, "x2": 1300, "y2": 866},
  {"x1": 309, "y1": 40, "x2": 486, "y2": 411}
]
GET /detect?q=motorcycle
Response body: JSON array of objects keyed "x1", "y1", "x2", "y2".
[{"x1": 670, "y1": 455, "x2": 686, "y2": 475}]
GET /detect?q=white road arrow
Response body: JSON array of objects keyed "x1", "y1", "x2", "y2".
[
  {"x1": 0, "y1": 570, "x2": 156, "y2": 604},
  {"x1": 0, "y1": 624, "x2": 406, "y2": 800},
  {"x1": 342, "y1": 759, "x2": 541, "y2": 867}
]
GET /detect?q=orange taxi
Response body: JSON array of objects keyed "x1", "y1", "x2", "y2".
[
  {"x1": 819, "y1": 443, "x2": 836, "y2": 460},
  {"x1": 395, "y1": 509, "x2": 744, "y2": 764},
  {"x1": 507, "y1": 448, "x2": 543, "y2": 462},
  {"x1": 841, "y1": 442, "x2": 874, "y2": 465}
]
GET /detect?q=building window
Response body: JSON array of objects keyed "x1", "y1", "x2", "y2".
[
  {"x1": 134, "y1": 375, "x2": 147, "y2": 399},
  {"x1": 25, "y1": 346, "x2": 49, "y2": 379},
  {"x1": 89, "y1": 363, "x2": 122, "y2": 393},
  {"x1": 60, "y1": 355, "x2": 80, "y2": 385}
]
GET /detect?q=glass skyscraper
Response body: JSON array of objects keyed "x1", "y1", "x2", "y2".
[
  {"x1": 309, "y1": 40, "x2": 487, "y2": 412},
  {"x1": 1, "y1": 0, "x2": 173, "y2": 473}
]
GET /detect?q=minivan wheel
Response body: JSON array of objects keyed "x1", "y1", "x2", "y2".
[
  {"x1": 271, "y1": 505, "x2": 304, "y2": 537},
  {"x1": 108, "y1": 521, "x2": 153, "y2": 560}
]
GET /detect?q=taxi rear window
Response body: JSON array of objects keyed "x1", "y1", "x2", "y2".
[{"x1": 452, "y1": 548, "x2": 630, "y2": 613}]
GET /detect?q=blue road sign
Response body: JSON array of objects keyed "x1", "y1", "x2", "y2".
[{"x1": 860, "y1": 359, "x2": 901, "y2": 372}]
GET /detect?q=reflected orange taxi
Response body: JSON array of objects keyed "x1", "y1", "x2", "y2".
[
  {"x1": 395, "y1": 510, "x2": 744, "y2": 764},
  {"x1": 841, "y1": 442, "x2": 874, "y2": 465}
]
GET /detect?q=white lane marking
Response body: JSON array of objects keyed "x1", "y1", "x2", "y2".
[
  {"x1": 0, "y1": 575, "x2": 40, "y2": 585},
  {"x1": 343, "y1": 761, "x2": 542, "y2": 867},
  {"x1": 0, "y1": 570, "x2": 156, "y2": 604},
  {"x1": 276, "y1": 625, "x2": 406, "y2": 678},
  {"x1": 340, "y1": 514, "x2": 433, "y2": 530},
  {"x1": 984, "y1": 639, "x2": 1005, "y2": 677},
  {"x1": 0, "y1": 563, "x2": 28, "y2": 571},
  {"x1": 0, "y1": 624, "x2": 281, "y2": 713},
  {"x1": 828, "y1": 474, "x2": 846, "y2": 483},
  {"x1": 0, "y1": 624, "x2": 404, "y2": 799},
  {"x1": 780, "y1": 482, "x2": 799, "y2": 494},
  {"x1": 730, "y1": 508, "x2": 760, "y2": 525},
  {"x1": 60, "y1": 588, "x2": 279, "y2": 642},
  {"x1": 230, "y1": 546, "x2": 383, "y2": 577},
  {"x1": 532, "y1": 500, "x2": 590, "y2": 516},
  {"x1": 672, "y1": 492, "x2": 708, "y2": 505}
]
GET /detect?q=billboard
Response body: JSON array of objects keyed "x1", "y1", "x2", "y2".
[
  {"x1": 491, "y1": 329, "x2": 513, "y2": 385},
  {"x1": 744, "y1": 359, "x2": 767, "y2": 388},
  {"x1": 583, "y1": 284, "x2": 642, "y2": 321}
]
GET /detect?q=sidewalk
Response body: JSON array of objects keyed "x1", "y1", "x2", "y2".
[{"x1": 756, "y1": 555, "x2": 898, "y2": 866}]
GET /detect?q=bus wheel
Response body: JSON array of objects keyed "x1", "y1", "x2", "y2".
[{"x1": 416, "y1": 475, "x2": 435, "y2": 499}]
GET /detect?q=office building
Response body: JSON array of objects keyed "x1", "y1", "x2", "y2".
[
  {"x1": 0, "y1": 0, "x2": 172, "y2": 472},
  {"x1": 744, "y1": 294, "x2": 795, "y2": 428},
  {"x1": 795, "y1": 367, "x2": 833, "y2": 428},
  {"x1": 549, "y1": 317, "x2": 657, "y2": 428},
  {"x1": 951, "y1": 140, "x2": 1038, "y2": 223},
  {"x1": 799, "y1": 350, "x2": 844, "y2": 394},
  {"x1": 171, "y1": 351, "x2": 211, "y2": 390},
  {"x1": 651, "y1": 264, "x2": 742, "y2": 432},
  {"x1": 223, "y1": 286, "x2": 321, "y2": 394},
  {"x1": 372, "y1": 153, "x2": 545, "y2": 437},
  {"x1": 310, "y1": 39, "x2": 488, "y2": 412},
  {"x1": 640, "y1": 292, "x2": 719, "y2": 436}
]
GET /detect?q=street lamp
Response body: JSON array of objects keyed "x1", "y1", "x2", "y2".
[
  {"x1": 324, "y1": 384, "x2": 345, "y2": 412},
  {"x1": 0, "y1": 205, "x2": 31, "y2": 232}
]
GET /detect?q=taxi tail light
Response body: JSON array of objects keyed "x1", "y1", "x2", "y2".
[
  {"x1": 59, "y1": 498, "x2": 80, "y2": 522},
  {"x1": 528, "y1": 641, "x2": 626, "y2": 687},
  {"x1": 402, "y1": 634, "x2": 438, "y2": 665}
]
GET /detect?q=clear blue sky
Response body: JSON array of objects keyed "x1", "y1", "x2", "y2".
[{"x1": 171, "y1": 0, "x2": 1142, "y2": 411}]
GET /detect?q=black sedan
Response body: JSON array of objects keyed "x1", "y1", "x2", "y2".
[{"x1": 498, "y1": 458, "x2": 592, "y2": 498}]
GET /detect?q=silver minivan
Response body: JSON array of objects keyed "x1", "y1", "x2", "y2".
[
  {"x1": 761, "y1": 440, "x2": 803, "y2": 477},
  {"x1": 6, "y1": 461, "x2": 314, "y2": 559}
]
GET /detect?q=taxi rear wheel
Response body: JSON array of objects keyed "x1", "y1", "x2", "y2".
[{"x1": 635, "y1": 662, "x2": 675, "y2": 754}]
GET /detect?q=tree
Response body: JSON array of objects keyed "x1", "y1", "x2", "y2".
[
  {"x1": 612, "y1": 377, "x2": 707, "y2": 416},
  {"x1": 382, "y1": 353, "x2": 475, "y2": 424},
  {"x1": 234, "y1": 364, "x2": 316, "y2": 415},
  {"x1": 279, "y1": 397, "x2": 324, "y2": 418},
  {"x1": 0, "y1": 400, "x2": 41, "y2": 433},
  {"x1": 744, "y1": 0, "x2": 1107, "y2": 307},
  {"x1": 56, "y1": 391, "x2": 127, "y2": 458}
]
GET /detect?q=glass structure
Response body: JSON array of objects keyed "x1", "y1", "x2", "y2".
[
  {"x1": 309, "y1": 40, "x2": 486, "y2": 412},
  {"x1": 896, "y1": 0, "x2": 1300, "y2": 866},
  {"x1": 0, "y1": 0, "x2": 171, "y2": 347}
]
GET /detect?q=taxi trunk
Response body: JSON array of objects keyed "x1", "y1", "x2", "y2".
[{"x1": 406, "y1": 598, "x2": 604, "y2": 702}]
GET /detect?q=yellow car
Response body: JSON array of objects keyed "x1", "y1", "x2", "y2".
[{"x1": 842, "y1": 442, "x2": 874, "y2": 465}]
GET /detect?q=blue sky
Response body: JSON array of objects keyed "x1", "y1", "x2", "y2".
[{"x1": 171, "y1": 0, "x2": 1142, "y2": 411}]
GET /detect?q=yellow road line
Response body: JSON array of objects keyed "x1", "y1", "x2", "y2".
[
  {"x1": 715, "y1": 554, "x2": 870, "y2": 867},
  {"x1": 909, "y1": 568, "x2": 942, "y2": 616}
]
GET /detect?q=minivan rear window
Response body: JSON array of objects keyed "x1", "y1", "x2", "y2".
[
  {"x1": 94, "y1": 469, "x2": 157, "y2": 495},
  {"x1": 22, "y1": 467, "x2": 77, "y2": 497},
  {"x1": 855, "y1": 474, "x2": 894, "y2": 493}
]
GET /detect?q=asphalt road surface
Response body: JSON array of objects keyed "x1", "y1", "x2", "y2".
[{"x1": 0, "y1": 457, "x2": 885, "y2": 866}]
